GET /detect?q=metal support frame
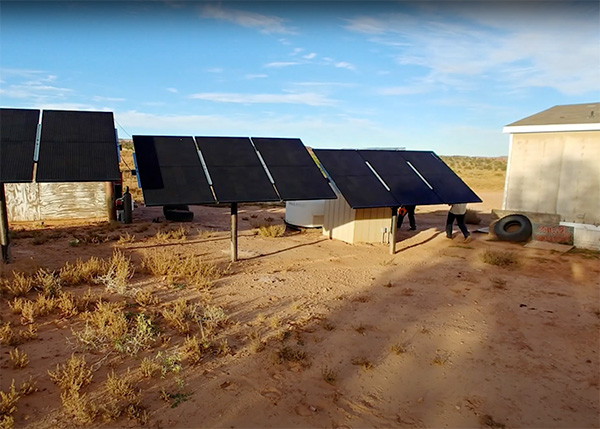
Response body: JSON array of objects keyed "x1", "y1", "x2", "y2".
[
  {"x1": 390, "y1": 206, "x2": 398, "y2": 255},
  {"x1": 0, "y1": 183, "x2": 10, "y2": 263},
  {"x1": 231, "y1": 202, "x2": 238, "y2": 262}
]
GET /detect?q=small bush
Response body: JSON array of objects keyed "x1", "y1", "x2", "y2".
[
  {"x1": 59, "y1": 257, "x2": 106, "y2": 286},
  {"x1": 257, "y1": 224, "x2": 286, "y2": 238},
  {"x1": 9, "y1": 348, "x2": 29, "y2": 369},
  {"x1": 5, "y1": 272, "x2": 33, "y2": 297},
  {"x1": 351, "y1": 357, "x2": 374, "y2": 370},
  {"x1": 0, "y1": 380, "x2": 21, "y2": 427},
  {"x1": 481, "y1": 249, "x2": 520, "y2": 267},
  {"x1": 48, "y1": 354, "x2": 93, "y2": 391},
  {"x1": 98, "y1": 250, "x2": 134, "y2": 294},
  {"x1": 322, "y1": 366, "x2": 337, "y2": 385}
]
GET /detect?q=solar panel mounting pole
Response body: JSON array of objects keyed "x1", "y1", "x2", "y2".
[
  {"x1": 0, "y1": 183, "x2": 10, "y2": 263},
  {"x1": 231, "y1": 202, "x2": 238, "y2": 262},
  {"x1": 390, "y1": 207, "x2": 398, "y2": 255}
]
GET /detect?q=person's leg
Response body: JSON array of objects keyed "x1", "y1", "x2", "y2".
[
  {"x1": 397, "y1": 213, "x2": 405, "y2": 228},
  {"x1": 407, "y1": 205, "x2": 416, "y2": 230},
  {"x1": 456, "y1": 214, "x2": 470, "y2": 238},
  {"x1": 446, "y1": 212, "x2": 455, "y2": 238}
]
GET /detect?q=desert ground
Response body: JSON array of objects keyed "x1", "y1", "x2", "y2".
[{"x1": 1, "y1": 156, "x2": 599, "y2": 429}]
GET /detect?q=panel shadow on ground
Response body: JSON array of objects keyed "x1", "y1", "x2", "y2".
[
  {"x1": 196, "y1": 137, "x2": 279, "y2": 203},
  {"x1": 251, "y1": 137, "x2": 336, "y2": 201},
  {"x1": 132, "y1": 136, "x2": 215, "y2": 206},
  {"x1": 36, "y1": 110, "x2": 120, "y2": 182},
  {"x1": 0, "y1": 108, "x2": 39, "y2": 182}
]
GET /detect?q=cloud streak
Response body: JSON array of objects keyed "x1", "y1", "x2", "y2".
[
  {"x1": 188, "y1": 92, "x2": 336, "y2": 106},
  {"x1": 200, "y1": 4, "x2": 293, "y2": 34}
]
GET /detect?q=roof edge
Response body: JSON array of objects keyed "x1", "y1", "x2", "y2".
[{"x1": 503, "y1": 123, "x2": 600, "y2": 134}]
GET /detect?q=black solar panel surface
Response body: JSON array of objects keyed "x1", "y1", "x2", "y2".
[
  {"x1": 132, "y1": 136, "x2": 214, "y2": 206},
  {"x1": 0, "y1": 108, "x2": 39, "y2": 182},
  {"x1": 400, "y1": 151, "x2": 481, "y2": 203},
  {"x1": 313, "y1": 149, "x2": 397, "y2": 208},
  {"x1": 36, "y1": 110, "x2": 120, "y2": 182},
  {"x1": 252, "y1": 138, "x2": 336, "y2": 201},
  {"x1": 359, "y1": 150, "x2": 443, "y2": 205},
  {"x1": 196, "y1": 137, "x2": 279, "y2": 203}
]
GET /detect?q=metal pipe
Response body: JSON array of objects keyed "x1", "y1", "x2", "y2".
[
  {"x1": 0, "y1": 183, "x2": 11, "y2": 263},
  {"x1": 390, "y1": 206, "x2": 398, "y2": 255},
  {"x1": 231, "y1": 202, "x2": 238, "y2": 262}
]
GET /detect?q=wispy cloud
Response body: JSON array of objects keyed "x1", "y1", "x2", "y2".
[
  {"x1": 334, "y1": 62, "x2": 356, "y2": 71},
  {"x1": 245, "y1": 74, "x2": 268, "y2": 79},
  {"x1": 166, "y1": 87, "x2": 178, "y2": 93},
  {"x1": 344, "y1": 4, "x2": 600, "y2": 96},
  {"x1": 188, "y1": 92, "x2": 336, "y2": 106},
  {"x1": 303, "y1": 53, "x2": 317, "y2": 60},
  {"x1": 200, "y1": 4, "x2": 293, "y2": 34},
  {"x1": 265, "y1": 61, "x2": 301, "y2": 68},
  {"x1": 92, "y1": 96, "x2": 125, "y2": 102}
]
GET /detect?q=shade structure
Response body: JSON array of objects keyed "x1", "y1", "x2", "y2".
[
  {"x1": 195, "y1": 136, "x2": 280, "y2": 203},
  {"x1": 132, "y1": 135, "x2": 215, "y2": 206},
  {"x1": 36, "y1": 110, "x2": 120, "y2": 182},
  {"x1": 0, "y1": 108, "x2": 39, "y2": 183},
  {"x1": 251, "y1": 137, "x2": 336, "y2": 201},
  {"x1": 313, "y1": 149, "x2": 481, "y2": 209}
]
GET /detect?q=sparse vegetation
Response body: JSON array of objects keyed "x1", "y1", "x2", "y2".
[
  {"x1": 9, "y1": 349, "x2": 29, "y2": 369},
  {"x1": 322, "y1": 366, "x2": 337, "y2": 385},
  {"x1": 351, "y1": 357, "x2": 374, "y2": 370},
  {"x1": 256, "y1": 224, "x2": 286, "y2": 238},
  {"x1": 481, "y1": 249, "x2": 520, "y2": 267}
]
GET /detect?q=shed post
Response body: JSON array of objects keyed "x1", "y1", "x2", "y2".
[
  {"x1": 390, "y1": 206, "x2": 398, "y2": 254},
  {"x1": 106, "y1": 182, "x2": 116, "y2": 221},
  {"x1": 231, "y1": 202, "x2": 238, "y2": 262},
  {"x1": 0, "y1": 183, "x2": 10, "y2": 263}
]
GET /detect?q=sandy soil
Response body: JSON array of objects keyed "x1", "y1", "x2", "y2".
[{"x1": 1, "y1": 191, "x2": 599, "y2": 429}]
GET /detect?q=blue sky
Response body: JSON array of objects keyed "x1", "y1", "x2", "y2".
[{"x1": 1, "y1": 1, "x2": 598, "y2": 156}]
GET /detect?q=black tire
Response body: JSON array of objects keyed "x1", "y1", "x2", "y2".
[
  {"x1": 163, "y1": 204, "x2": 189, "y2": 214},
  {"x1": 494, "y1": 214, "x2": 532, "y2": 242},
  {"x1": 164, "y1": 209, "x2": 194, "y2": 222}
]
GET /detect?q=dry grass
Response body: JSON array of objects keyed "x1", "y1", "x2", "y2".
[
  {"x1": 481, "y1": 249, "x2": 520, "y2": 267},
  {"x1": 48, "y1": 354, "x2": 93, "y2": 391},
  {"x1": 154, "y1": 226, "x2": 188, "y2": 242},
  {"x1": 98, "y1": 250, "x2": 135, "y2": 294},
  {"x1": 256, "y1": 224, "x2": 286, "y2": 238},
  {"x1": 59, "y1": 257, "x2": 106, "y2": 286},
  {"x1": 351, "y1": 356, "x2": 374, "y2": 370},
  {"x1": 275, "y1": 346, "x2": 307, "y2": 364},
  {"x1": 3, "y1": 272, "x2": 33, "y2": 297},
  {"x1": 0, "y1": 380, "x2": 21, "y2": 429},
  {"x1": 322, "y1": 366, "x2": 337, "y2": 385},
  {"x1": 9, "y1": 348, "x2": 29, "y2": 369},
  {"x1": 141, "y1": 248, "x2": 225, "y2": 289}
]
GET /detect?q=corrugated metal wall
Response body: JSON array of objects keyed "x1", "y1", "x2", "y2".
[
  {"x1": 323, "y1": 191, "x2": 355, "y2": 243},
  {"x1": 505, "y1": 131, "x2": 600, "y2": 225},
  {"x1": 5, "y1": 182, "x2": 109, "y2": 222}
]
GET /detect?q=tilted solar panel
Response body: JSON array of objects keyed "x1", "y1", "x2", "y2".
[
  {"x1": 0, "y1": 108, "x2": 39, "y2": 182},
  {"x1": 313, "y1": 149, "x2": 397, "y2": 208},
  {"x1": 399, "y1": 151, "x2": 481, "y2": 203},
  {"x1": 132, "y1": 136, "x2": 215, "y2": 206},
  {"x1": 251, "y1": 137, "x2": 336, "y2": 201},
  {"x1": 358, "y1": 150, "x2": 443, "y2": 205},
  {"x1": 195, "y1": 137, "x2": 279, "y2": 203},
  {"x1": 36, "y1": 110, "x2": 120, "y2": 182}
]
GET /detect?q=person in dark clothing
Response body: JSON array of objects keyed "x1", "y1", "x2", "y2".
[
  {"x1": 397, "y1": 205, "x2": 416, "y2": 230},
  {"x1": 446, "y1": 203, "x2": 471, "y2": 242}
]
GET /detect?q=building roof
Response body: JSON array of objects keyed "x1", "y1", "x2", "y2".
[{"x1": 504, "y1": 102, "x2": 600, "y2": 133}]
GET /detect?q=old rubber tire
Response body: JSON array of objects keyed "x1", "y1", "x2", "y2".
[
  {"x1": 163, "y1": 206, "x2": 194, "y2": 222},
  {"x1": 494, "y1": 214, "x2": 532, "y2": 242},
  {"x1": 163, "y1": 204, "x2": 189, "y2": 214}
]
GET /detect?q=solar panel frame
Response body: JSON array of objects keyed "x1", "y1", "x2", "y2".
[
  {"x1": 313, "y1": 149, "x2": 398, "y2": 208},
  {"x1": 132, "y1": 135, "x2": 215, "y2": 206},
  {"x1": 399, "y1": 151, "x2": 482, "y2": 203},
  {"x1": 358, "y1": 150, "x2": 444, "y2": 205},
  {"x1": 251, "y1": 137, "x2": 336, "y2": 201},
  {"x1": 195, "y1": 136, "x2": 279, "y2": 203},
  {"x1": 36, "y1": 110, "x2": 121, "y2": 182},
  {"x1": 0, "y1": 108, "x2": 39, "y2": 183}
]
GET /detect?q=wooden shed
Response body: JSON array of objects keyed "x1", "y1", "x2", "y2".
[
  {"x1": 502, "y1": 102, "x2": 600, "y2": 249},
  {"x1": 5, "y1": 182, "x2": 114, "y2": 222}
]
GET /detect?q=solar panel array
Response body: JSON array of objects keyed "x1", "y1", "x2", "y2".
[
  {"x1": 313, "y1": 149, "x2": 481, "y2": 209},
  {"x1": 132, "y1": 136, "x2": 336, "y2": 206},
  {"x1": 0, "y1": 108, "x2": 39, "y2": 182},
  {"x1": 0, "y1": 108, "x2": 120, "y2": 183}
]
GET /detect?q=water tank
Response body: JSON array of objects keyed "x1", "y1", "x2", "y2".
[{"x1": 285, "y1": 200, "x2": 325, "y2": 228}]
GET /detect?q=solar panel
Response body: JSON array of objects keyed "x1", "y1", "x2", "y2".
[
  {"x1": 0, "y1": 108, "x2": 39, "y2": 182},
  {"x1": 313, "y1": 149, "x2": 397, "y2": 208},
  {"x1": 36, "y1": 110, "x2": 120, "y2": 182},
  {"x1": 399, "y1": 151, "x2": 481, "y2": 203},
  {"x1": 196, "y1": 137, "x2": 279, "y2": 203},
  {"x1": 251, "y1": 137, "x2": 336, "y2": 201},
  {"x1": 358, "y1": 150, "x2": 444, "y2": 205},
  {"x1": 132, "y1": 136, "x2": 215, "y2": 206}
]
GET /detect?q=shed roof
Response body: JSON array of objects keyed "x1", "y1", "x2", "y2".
[{"x1": 503, "y1": 102, "x2": 600, "y2": 133}]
